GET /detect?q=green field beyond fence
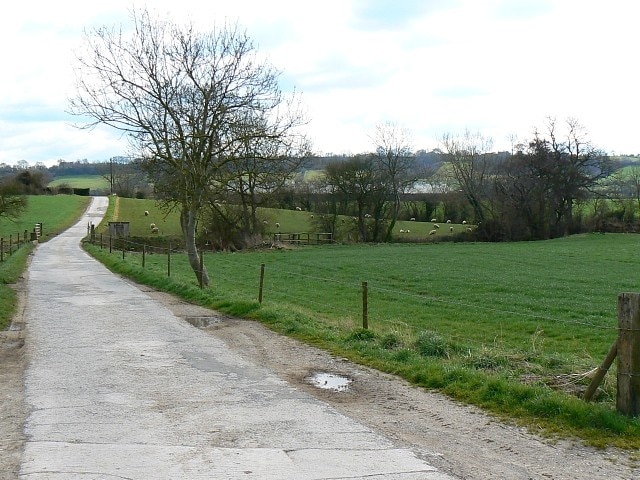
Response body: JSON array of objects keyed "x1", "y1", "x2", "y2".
[{"x1": 85, "y1": 230, "x2": 640, "y2": 447}]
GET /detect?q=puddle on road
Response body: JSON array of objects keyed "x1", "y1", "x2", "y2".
[
  {"x1": 307, "y1": 372, "x2": 351, "y2": 392},
  {"x1": 184, "y1": 316, "x2": 221, "y2": 328}
]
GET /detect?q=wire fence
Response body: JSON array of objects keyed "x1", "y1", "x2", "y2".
[
  {"x1": 89, "y1": 233, "x2": 619, "y2": 336},
  {"x1": 86, "y1": 232, "x2": 631, "y2": 402},
  {"x1": 0, "y1": 223, "x2": 42, "y2": 262}
]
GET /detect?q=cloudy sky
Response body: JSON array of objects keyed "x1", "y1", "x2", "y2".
[{"x1": 0, "y1": 0, "x2": 638, "y2": 166}]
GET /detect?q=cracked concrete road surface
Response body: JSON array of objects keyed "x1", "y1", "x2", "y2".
[{"x1": 18, "y1": 197, "x2": 452, "y2": 478}]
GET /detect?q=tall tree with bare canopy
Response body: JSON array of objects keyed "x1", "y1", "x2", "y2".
[{"x1": 70, "y1": 9, "x2": 307, "y2": 286}]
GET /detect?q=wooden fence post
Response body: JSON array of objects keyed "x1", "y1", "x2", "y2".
[
  {"x1": 362, "y1": 281, "x2": 369, "y2": 329},
  {"x1": 584, "y1": 341, "x2": 617, "y2": 402},
  {"x1": 617, "y1": 292, "x2": 640, "y2": 416},
  {"x1": 167, "y1": 241, "x2": 171, "y2": 277},
  {"x1": 258, "y1": 263, "x2": 265, "y2": 304},
  {"x1": 142, "y1": 244, "x2": 146, "y2": 268}
]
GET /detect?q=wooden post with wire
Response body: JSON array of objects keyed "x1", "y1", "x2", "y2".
[
  {"x1": 617, "y1": 292, "x2": 640, "y2": 416},
  {"x1": 142, "y1": 244, "x2": 146, "y2": 268},
  {"x1": 167, "y1": 241, "x2": 171, "y2": 277},
  {"x1": 258, "y1": 263, "x2": 265, "y2": 304},
  {"x1": 362, "y1": 281, "x2": 369, "y2": 329}
]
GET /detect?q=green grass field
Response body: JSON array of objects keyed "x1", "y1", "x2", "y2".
[
  {"x1": 49, "y1": 175, "x2": 110, "y2": 191},
  {"x1": 0, "y1": 195, "x2": 91, "y2": 242},
  {"x1": 103, "y1": 198, "x2": 468, "y2": 240},
  {"x1": 0, "y1": 195, "x2": 91, "y2": 330},
  {"x1": 85, "y1": 195, "x2": 640, "y2": 448}
]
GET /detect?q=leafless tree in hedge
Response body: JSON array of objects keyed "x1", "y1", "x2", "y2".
[
  {"x1": 70, "y1": 8, "x2": 307, "y2": 286},
  {"x1": 372, "y1": 122, "x2": 417, "y2": 242},
  {"x1": 439, "y1": 130, "x2": 496, "y2": 226}
]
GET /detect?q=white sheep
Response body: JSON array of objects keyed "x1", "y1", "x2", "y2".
[
  {"x1": 406, "y1": 229, "x2": 410, "y2": 233},
  {"x1": 450, "y1": 226, "x2": 454, "y2": 232},
  {"x1": 275, "y1": 222, "x2": 280, "y2": 229},
  {"x1": 310, "y1": 214, "x2": 314, "y2": 218},
  {"x1": 431, "y1": 218, "x2": 437, "y2": 222},
  {"x1": 433, "y1": 224, "x2": 440, "y2": 229},
  {"x1": 151, "y1": 227, "x2": 159, "y2": 234},
  {"x1": 364, "y1": 213, "x2": 371, "y2": 218},
  {"x1": 446, "y1": 219, "x2": 451, "y2": 223},
  {"x1": 399, "y1": 229, "x2": 405, "y2": 233},
  {"x1": 263, "y1": 220, "x2": 268, "y2": 224},
  {"x1": 150, "y1": 223, "x2": 156, "y2": 229},
  {"x1": 410, "y1": 217, "x2": 416, "y2": 221},
  {"x1": 296, "y1": 206, "x2": 302, "y2": 211},
  {"x1": 462, "y1": 220, "x2": 467, "y2": 224},
  {"x1": 144, "y1": 210, "x2": 149, "y2": 216},
  {"x1": 466, "y1": 227, "x2": 472, "y2": 232},
  {"x1": 429, "y1": 229, "x2": 437, "y2": 235}
]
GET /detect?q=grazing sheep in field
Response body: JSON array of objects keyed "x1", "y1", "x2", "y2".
[
  {"x1": 263, "y1": 220, "x2": 268, "y2": 224},
  {"x1": 410, "y1": 217, "x2": 416, "y2": 221},
  {"x1": 462, "y1": 220, "x2": 467, "y2": 224},
  {"x1": 150, "y1": 223, "x2": 156, "y2": 230},
  {"x1": 466, "y1": 227, "x2": 472, "y2": 232},
  {"x1": 450, "y1": 226, "x2": 454, "y2": 232},
  {"x1": 446, "y1": 219, "x2": 451, "y2": 223},
  {"x1": 144, "y1": 210, "x2": 149, "y2": 216},
  {"x1": 275, "y1": 222, "x2": 280, "y2": 229},
  {"x1": 151, "y1": 227, "x2": 159, "y2": 234},
  {"x1": 406, "y1": 229, "x2": 410, "y2": 233},
  {"x1": 429, "y1": 229, "x2": 437, "y2": 235},
  {"x1": 399, "y1": 229, "x2": 405, "y2": 233},
  {"x1": 310, "y1": 214, "x2": 314, "y2": 218},
  {"x1": 433, "y1": 224, "x2": 440, "y2": 229},
  {"x1": 431, "y1": 218, "x2": 437, "y2": 222},
  {"x1": 364, "y1": 213, "x2": 372, "y2": 218},
  {"x1": 296, "y1": 206, "x2": 302, "y2": 211}
]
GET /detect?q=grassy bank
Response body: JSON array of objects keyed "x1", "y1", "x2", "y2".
[
  {"x1": 100, "y1": 197, "x2": 470, "y2": 240},
  {"x1": 0, "y1": 195, "x2": 91, "y2": 330},
  {"x1": 84, "y1": 228, "x2": 640, "y2": 449}
]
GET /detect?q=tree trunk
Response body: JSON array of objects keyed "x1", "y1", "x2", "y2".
[
  {"x1": 181, "y1": 205, "x2": 210, "y2": 287},
  {"x1": 385, "y1": 191, "x2": 400, "y2": 242}
]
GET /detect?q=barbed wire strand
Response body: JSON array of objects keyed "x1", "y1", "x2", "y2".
[{"x1": 95, "y1": 238, "x2": 618, "y2": 331}]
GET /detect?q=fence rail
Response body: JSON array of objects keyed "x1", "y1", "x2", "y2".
[{"x1": 273, "y1": 232, "x2": 333, "y2": 245}]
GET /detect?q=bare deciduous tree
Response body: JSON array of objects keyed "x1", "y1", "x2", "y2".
[
  {"x1": 439, "y1": 130, "x2": 495, "y2": 226},
  {"x1": 372, "y1": 122, "x2": 416, "y2": 241},
  {"x1": 70, "y1": 9, "x2": 307, "y2": 285}
]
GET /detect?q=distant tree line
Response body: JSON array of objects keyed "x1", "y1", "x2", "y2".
[{"x1": 277, "y1": 118, "x2": 640, "y2": 243}]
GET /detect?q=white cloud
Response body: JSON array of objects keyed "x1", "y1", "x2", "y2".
[{"x1": 1, "y1": 0, "x2": 639, "y2": 167}]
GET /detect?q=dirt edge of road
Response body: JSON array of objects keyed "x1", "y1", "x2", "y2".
[
  {"x1": 2, "y1": 276, "x2": 639, "y2": 479},
  {"x1": 0, "y1": 277, "x2": 28, "y2": 480}
]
